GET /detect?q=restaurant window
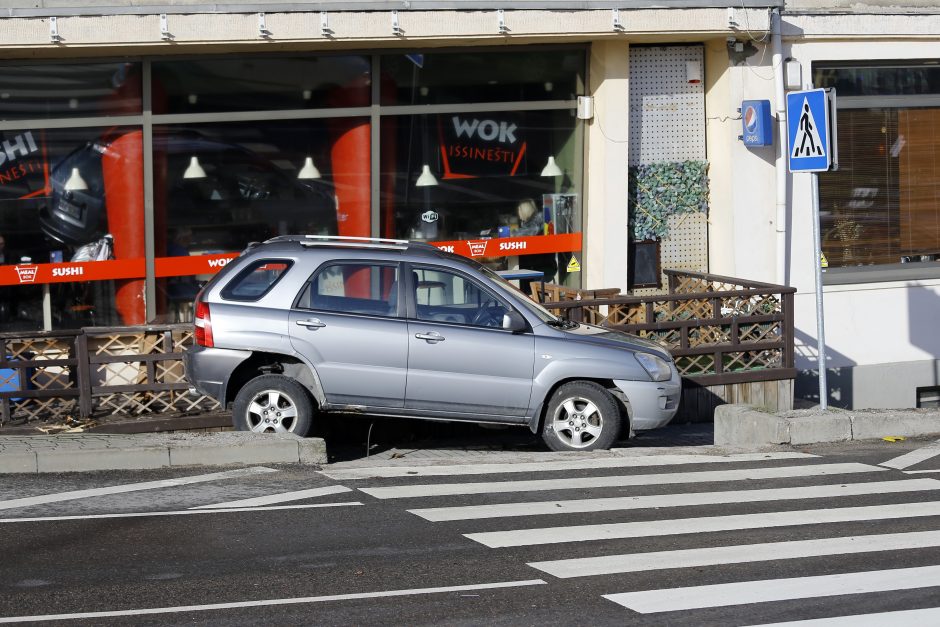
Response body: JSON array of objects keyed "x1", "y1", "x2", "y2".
[
  {"x1": 152, "y1": 119, "x2": 367, "y2": 322},
  {"x1": 816, "y1": 63, "x2": 940, "y2": 273},
  {"x1": 0, "y1": 124, "x2": 145, "y2": 329}
]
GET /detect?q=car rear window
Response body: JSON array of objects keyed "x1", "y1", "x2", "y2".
[{"x1": 220, "y1": 259, "x2": 292, "y2": 301}]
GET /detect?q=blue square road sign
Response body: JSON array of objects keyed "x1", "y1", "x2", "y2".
[{"x1": 787, "y1": 88, "x2": 834, "y2": 173}]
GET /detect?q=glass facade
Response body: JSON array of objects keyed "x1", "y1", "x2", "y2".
[
  {"x1": 816, "y1": 62, "x2": 940, "y2": 271},
  {"x1": 0, "y1": 48, "x2": 585, "y2": 330}
]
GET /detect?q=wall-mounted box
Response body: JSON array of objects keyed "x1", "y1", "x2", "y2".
[{"x1": 741, "y1": 99, "x2": 773, "y2": 147}]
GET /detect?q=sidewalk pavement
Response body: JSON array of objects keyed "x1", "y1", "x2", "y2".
[{"x1": 0, "y1": 432, "x2": 326, "y2": 474}]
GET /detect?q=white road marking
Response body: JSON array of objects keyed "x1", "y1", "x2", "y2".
[
  {"x1": 469, "y1": 501, "x2": 940, "y2": 548},
  {"x1": 743, "y1": 607, "x2": 940, "y2": 626},
  {"x1": 358, "y1": 462, "x2": 884, "y2": 499},
  {"x1": 321, "y1": 452, "x2": 817, "y2": 480},
  {"x1": 409, "y1": 478, "x2": 940, "y2": 521},
  {"x1": 904, "y1": 469, "x2": 940, "y2": 474},
  {"x1": 0, "y1": 502, "x2": 362, "y2": 524},
  {"x1": 0, "y1": 467, "x2": 276, "y2": 512},
  {"x1": 881, "y1": 439, "x2": 940, "y2": 470},
  {"x1": 192, "y1": 485, "x2": 353, "y2": 509},
  {"x1": 0, "y1": 579, "x2": 547, "y2": 623},
  {"x1": 603, "y1": 565, "x2": 940, "y2": 613},
  {"x1": 528, "y1": 530, "x2": 940, "y2": 578}
]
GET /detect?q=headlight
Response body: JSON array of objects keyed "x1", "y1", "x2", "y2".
[{"x1": 635, "y1": 352, "x2": 672, "y2": 382}]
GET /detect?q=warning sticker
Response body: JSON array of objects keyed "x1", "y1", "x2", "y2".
[{"x1": 566, "y1": 256, "x2": 581, "y2": 273}]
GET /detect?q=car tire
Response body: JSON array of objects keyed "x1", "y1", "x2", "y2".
[
  {"x1": 232, "y1": 374, "x2": 314, "y2": 436},
  {"x1": 541, "y1": 381, "x2": 621, "y2": 452}
]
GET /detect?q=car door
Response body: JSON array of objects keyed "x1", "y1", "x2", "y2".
[
  {"x1": 405, "y1": 264, "x2": 535, "y2": 419},
  {"x1": 289, "y1": 261, "x2": 407, "y2": 408}
]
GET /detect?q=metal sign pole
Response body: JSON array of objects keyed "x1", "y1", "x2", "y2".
[{"x1": 810, "y1": 171, "x2": 828, "y2": 410}]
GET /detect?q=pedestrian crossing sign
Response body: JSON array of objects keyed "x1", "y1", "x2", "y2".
[{"x1": 786, "y1": 88, "x2": 836, "y2": 173}]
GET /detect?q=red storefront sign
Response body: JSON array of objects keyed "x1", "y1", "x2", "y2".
[{"x1": 0, "y1": 235, "x2": 580, "y2": 286}]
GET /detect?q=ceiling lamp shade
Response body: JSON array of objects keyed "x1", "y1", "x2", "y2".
[
  {"x1": 297, "y1": 156, "x2": 321, "y2": 180},
  {"x1": 64, "y1": 167, "x2": 88, "y2": 191},
  {"x1": 183, "y1": 156, "x2": 207, "y2": 179},
  {"x1": 415, "y1": 164, "x2": 438, "y2": 187},
  {"x1": 540, "y1": 155, "x2": 563, "y2": 177}
]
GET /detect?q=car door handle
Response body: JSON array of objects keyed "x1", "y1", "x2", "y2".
[
  {"x1": 415, "y1": 332, "x2": 445, "y2": 343},
  {"x1": 296, "y1": 318, "x2": 326, "y2": 329}
]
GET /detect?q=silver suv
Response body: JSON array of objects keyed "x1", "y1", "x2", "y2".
[{"x1": 184, "y1": 235, "x2": 681, "y2": 452}]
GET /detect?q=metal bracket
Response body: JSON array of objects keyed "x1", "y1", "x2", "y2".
[
  {"x1": 49, "y1": 16, "x2": 61, "y2": 43},
  {"x1": 258, "y1": 12, "x2": 272, "y2": 38},
  {"x1": 612, "y1": 9, "x2": 625, "y2": 32},
  {"x1": 320, "y1": 12, "x2": 333, "y2": 37},
  {"x1": 160, "y1": 13, "x2": 172, "y2": 41},
  {"x1": 497, "y1": 9, "x2": 509, "y2": 34},
  {"x1": 391, "y1": 10, "x2": 403, "y2": 36}
]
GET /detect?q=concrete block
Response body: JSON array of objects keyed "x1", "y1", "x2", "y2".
[
  {"x1": 851, "y1": 412, "x2": 940, "y2": 441},
  {"x1": 298, "y1": 438, "x2": 327, "y2": 465},
  {"x1": 36, "y1": 448, "x2": 170, "y2": 473},
  {"x1": 787, "y1": 414, "x2": 852, "y2": 445},
  {"x1": 169, "y1": 440, "x2": 298, "y2": 467},
  {"x1": 0, "y1": 452, "x2": 38, "y2": 473},
  {"x1": 714, "y1": 404, "x2": 789, "y2": 446}
]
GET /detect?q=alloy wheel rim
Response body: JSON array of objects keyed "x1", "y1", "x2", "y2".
[
  {"x1": 246, "y1": 389, "x2": 299, "y2": 433},
  {"x1": 551, "y1": 395, "x2": 603, "y2": 448}
]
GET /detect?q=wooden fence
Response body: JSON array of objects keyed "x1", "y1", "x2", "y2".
[
  {"x1": 0, "y1": 325, "x2": 219, "y2": 426},
  {"x1": 539, "y1": 270, "x2": 796, "y2": 420}
]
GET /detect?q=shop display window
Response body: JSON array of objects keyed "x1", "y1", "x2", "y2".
[
  {"x1": 150, "y1": 56, "x2": 371, "y2": 115},
  {"x1": 152, "y1": 118, "x2": 369, "y2": 322},
  {"x1": 380, "y1": 49, "x2": 584, "y2": 106},
  {"x1": 380, "y1": 109, "x2": 582, "y2": 283},
  {"x1": 0, "y1": 125, "x2": 144, "y2": 330},
  {"x1": 816, "y1": 63, "x2": 940, "y2": 272},
  {"x1": 0, "y1": 62, "x2": 141, "y2": 120}
]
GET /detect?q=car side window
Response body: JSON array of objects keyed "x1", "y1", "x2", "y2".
[
  {"x1": 413, "y1": 267, "x2": 509, "y2": 328},
  {"x1": 220, "y1": 259, "x2": 292, "y2": 301},
  {"x1": 298, "y1": 262, "x2": 400, "y2": 317}
]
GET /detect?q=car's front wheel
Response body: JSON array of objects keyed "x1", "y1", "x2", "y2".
[
  {"x1": 232, "y1": 374, "x2": 314, "y2": 436},
  {"x1": 541, "y1": 381, "x2": 621, "y2": 451}
]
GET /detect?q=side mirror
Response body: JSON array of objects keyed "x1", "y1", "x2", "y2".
[{"x1": 502, "y1": 311, "x2": 527, "y2": 333}]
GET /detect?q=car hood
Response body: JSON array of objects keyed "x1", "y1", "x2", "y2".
[{"x1": 558, "y1": 322, "x2": 672, "y2": 358}]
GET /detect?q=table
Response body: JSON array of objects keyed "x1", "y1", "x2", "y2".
[{"x1": 496, "y1": 269, "x2": 545, "y2": 301}]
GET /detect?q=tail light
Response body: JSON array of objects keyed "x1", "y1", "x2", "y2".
[{"x1": 194, "y1": 300, "x2": 214, "y2": 347}]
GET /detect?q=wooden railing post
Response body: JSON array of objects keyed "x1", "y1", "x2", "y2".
[{"x1": 75, "y1": 331, "x2": 93, "y2": 419}]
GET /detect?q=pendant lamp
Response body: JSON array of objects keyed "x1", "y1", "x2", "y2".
[
  {"x1": 183, "y1": 156, "x2": 207, "y2": 179},
  {"x1": 540, "y1": 155, "x2": 563, "y2": 177},
  {"x1": 297, "y1": 156, "x2": 321, "y2": 180},
  {"x1": 415, "y1": 164, "x2": 438, "y2": 187},
  {"x1": 64, "y1": 167, "x2": 88, "y2": 191}
]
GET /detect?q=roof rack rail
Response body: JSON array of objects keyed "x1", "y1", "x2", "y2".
[{"x1": 264, "y1": 234, "x2": 412, "y2": 251}]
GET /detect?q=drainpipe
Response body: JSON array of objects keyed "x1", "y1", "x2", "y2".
[{"x1": 772, "y1": 8, "x2": 788, "y2": 286}]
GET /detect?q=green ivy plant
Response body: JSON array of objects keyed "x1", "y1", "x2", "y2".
[{"x1": 629, "y1": 160, "x2": 709, "y2": 241}]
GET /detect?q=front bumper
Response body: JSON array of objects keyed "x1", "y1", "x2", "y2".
[{"x1": 614, "y1": 373, "x2": 681, "y2": 430}]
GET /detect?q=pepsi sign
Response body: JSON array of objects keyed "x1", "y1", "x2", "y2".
[{"x1": 741, "y1": 100, "x2": 773, "y2": 147}]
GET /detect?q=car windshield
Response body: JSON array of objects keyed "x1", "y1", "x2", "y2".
[{"x1": 477, "y1": 265, "x2": 560, "y2": 324}]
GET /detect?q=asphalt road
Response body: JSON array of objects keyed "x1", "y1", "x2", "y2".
[{"x1": 1, "y1": 437, "x2": 939, "y2": 626}]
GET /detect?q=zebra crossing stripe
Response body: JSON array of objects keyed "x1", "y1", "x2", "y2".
[
  {"x1": 881, "y1": 439, "x2": 940, "y2": 470},
  {"x1": 358, "y1": 462, "x2": 883, "y2": 499},
  {"x1": 321, "y1": 452, "x2": 817, "y2": 480},
  {"x1": 192, "y1": 485, "x2": 353, "y2": 509},
  {"x1": 602, "y1": 564, "x2": 940, "y2": 613},
  {"x1": 468, "y1": 501, "x2": 940, "y2": 548},
  {"x1": 528, "y1": 530, "x2": 940, "y2": 578},
  {"x1": 741, "y1": 607, "x2": 940, "y2": 626},
  {"x1": 409, "y1": 478, "x2": 940, "y2": 521}
]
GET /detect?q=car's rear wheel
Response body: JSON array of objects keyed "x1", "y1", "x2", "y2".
[
  {"x1": 232, "y1": 374, "x2": 313, "y2": 436},
  {"x1": 541, "y1": 381, "x2": 620, "y2": 451}
]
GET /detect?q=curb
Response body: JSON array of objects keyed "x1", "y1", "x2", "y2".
[
  {"x1": 0, "y1": 433, "x2": 327, "y2": 474},
  {"x1": 714, "y1": 404, "x2": 940, "y2": 446}
]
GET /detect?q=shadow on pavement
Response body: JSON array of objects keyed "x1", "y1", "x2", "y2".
[{"x1": 320, "y1": 416, "x2": 714, "y2": 463}]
